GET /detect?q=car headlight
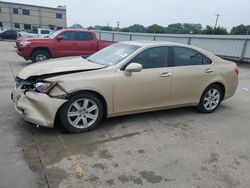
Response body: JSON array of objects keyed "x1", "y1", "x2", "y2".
[
  {"x1": 34, "y1": 81, "x2": 56, "y2": 94},
  {"x1": 20, "y1": 40, "x2": 31, "y2": 47}
]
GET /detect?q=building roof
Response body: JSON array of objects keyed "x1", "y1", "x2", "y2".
[{"x1": 0, "y1": 1, "x2": 66, "y2": 11}]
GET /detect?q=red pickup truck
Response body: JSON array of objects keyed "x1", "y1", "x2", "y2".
[{"x1": 16, "y1": 29, "x2": 113, "y2": 63}]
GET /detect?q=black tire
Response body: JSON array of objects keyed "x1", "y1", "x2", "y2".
[
  {"x1": 59, "y1": 92, "x2": 104, "y2": 133},
  {"x1": 197, "y1": 84, "x2": 222, "y2": 113},
  {"x1": 31, "y1": 50, "x2": 50, "y2": 63}
]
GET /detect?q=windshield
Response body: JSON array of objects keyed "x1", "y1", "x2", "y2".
[
  {"x1": 47, "y1": 30, "x2": 62, "y2": 39},
  {"x1": 87, "y1": 43, "x2": 140, "y2": 66},
  {"x1": 0, "y1": 29, "x2": 7, "y2": 33}
]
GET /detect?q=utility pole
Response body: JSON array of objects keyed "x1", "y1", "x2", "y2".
[
  {"x1": 116, "y1": 21, "x2": 120, "y2": 32},
  {"x1": 213, "y1": 14, "x2": 220, "y2": 34}
]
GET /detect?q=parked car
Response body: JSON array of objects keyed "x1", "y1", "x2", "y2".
[
  {"x1": 0, "y1": 29, "x2": 19, "y2": 40},
  {"x1": 16, "y1": 29, "x2": 114, "y2": 63},
  {"x1": 11, "y1": 41, "x2": 238, "y2": 133},
  {"x1": 17, "y1": 28, "x2": 52, "y2": 39}
]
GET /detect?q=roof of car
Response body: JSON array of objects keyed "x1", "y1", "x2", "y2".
[
  {"x1": 58, "y1": 29, "x2": 95, "y2": 33},
  {"x1": 121, "y1": 40, "x2": 188, "y2": 47},
  {"x1": 121, "y1": 40, "x2": 222, "y2": 62}
]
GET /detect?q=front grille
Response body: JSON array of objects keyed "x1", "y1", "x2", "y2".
[
  {"x1": 15, "y1": 77, "x2": 22, "y2": 88},
  {"x1": 15, "y1": 77, "x2": 34, "y2": 90},
  {"x1": 16, "y1": 42, "x2": 22, "y2": 51}
]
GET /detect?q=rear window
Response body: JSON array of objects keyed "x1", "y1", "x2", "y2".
[
  {"x1": 203, "y1": 55, "x2": 212, "y2": 64},
  {"x1": 77, "y1": 32, "x2": 93, "y2": 41},
  {"x1": 173, "y1": 47, "x2": 212, "y2": 66}
]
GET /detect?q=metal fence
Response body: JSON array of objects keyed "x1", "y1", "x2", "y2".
[{"x1": 95, "y1": 30, "x2": 250, "y2": 61}]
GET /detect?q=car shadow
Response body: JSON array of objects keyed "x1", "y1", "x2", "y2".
[{"x1": 21, "y1": 106, "x2": 199, "y2": 136}]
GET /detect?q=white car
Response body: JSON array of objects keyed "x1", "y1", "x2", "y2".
[{"x1": 17, "y1": 28, "x2": 51, "y2": 38}]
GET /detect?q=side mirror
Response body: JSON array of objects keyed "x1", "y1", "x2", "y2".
[
  {"x1": 56, "y1": 35, "x2": 63, "y2": 41},
  {"x1": 125, "y1": 63, "x2": 142, "y2": 72}
]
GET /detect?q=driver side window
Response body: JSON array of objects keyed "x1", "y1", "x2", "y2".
[
  {"x1": 60, "y1": 31, "x2": 76, "y2": 40},
  {"x1": 127, "y1": 47, "x2": 169, "y2": 69}
]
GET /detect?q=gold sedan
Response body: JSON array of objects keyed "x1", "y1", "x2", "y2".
[{"x1": 12, "y1": 41, "x2": 238, "y2": 132}]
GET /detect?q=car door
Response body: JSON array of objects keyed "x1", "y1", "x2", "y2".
[
  {"x1": 2, "y1": 30, "x2": 10, "y2": 39},
  {"x1": 170, "y1": 46, "x2": 215, "y2": 105},
  {"x1": 76, "y1": 31, "x2": 97, "y2": 56},
  {"x1": 54, "y1": 31, "x2": 78, "y2": 57},
  {"x1": 114, "y1": 46, "x2": 172, "y2": 113},
  {"x1": 9, "y1": 30, "x2": 17, "y2": 39}
]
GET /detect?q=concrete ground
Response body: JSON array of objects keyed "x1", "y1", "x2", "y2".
[{"x1": 0, "y1": 41, "x2": 250, "y2": 188}]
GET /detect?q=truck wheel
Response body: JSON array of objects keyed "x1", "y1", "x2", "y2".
[
  {"x1": 59, "y1": 92, "x2": 104, "y2": 133},
  {"x1": 31, "y1": 50, "x2": 50, "y2": 63}
]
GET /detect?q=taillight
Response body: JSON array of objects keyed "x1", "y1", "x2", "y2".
[
  {"x1": 18, "y1": 32, "x2": 21, "y2": 38},
  {"x1": 235, "y1": 67, "x2": 239, "y2": 75}
]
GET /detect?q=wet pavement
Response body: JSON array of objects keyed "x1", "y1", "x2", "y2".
[{"x1": 0, "y1": 41, "x2": 250, "y2": 188}]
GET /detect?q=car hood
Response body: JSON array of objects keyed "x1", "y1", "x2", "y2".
[
  {"x1": 22, "y1": 37, "x2": 50, "y2": 41},
  {"x1": 18, "y1": 57, "x2": 105, "y2": 80}
]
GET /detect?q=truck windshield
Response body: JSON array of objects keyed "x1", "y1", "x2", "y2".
[
  {"x1": 47, "y1": 30, "x2": 62, "y2": 39},
  {"x1": 87, "y1": 43, "x2": 140, "y2": 66}
]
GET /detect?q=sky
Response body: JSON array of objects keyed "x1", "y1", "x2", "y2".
[{"x1": 4, "y1": 0, "x2": 250, "y2": 30}]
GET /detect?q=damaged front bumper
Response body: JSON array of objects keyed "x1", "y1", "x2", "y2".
[{"x1": 11, "y1": 87, "x2": 66, "y2": 128}]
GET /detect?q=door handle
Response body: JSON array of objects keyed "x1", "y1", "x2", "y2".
[
  {"x1": 160, "y1": 72, "x2": 172, "y2": 77},
  {"x1": 204, "y1": 68, "x2": 214, "y2": 73}
]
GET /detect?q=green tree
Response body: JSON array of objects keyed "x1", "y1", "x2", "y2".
[
  {"x1": 202, "y1": 25, "x2": 228, "y2": 35},
  {"x1": 165, "y1": 23, "x2": 183, "y2": 34},
  {"x1": 87, "y1": 26, "x2": 94, "y2": 30},
  {"x1": 100, "y1": 26, "x2": 113, "y2": 31},
  {"x1": 147, "y1": 24, "x2": 165, "y2": 33},
  {"x1": 128, "y1": 24, "x2": 147, "y2": 33},
  {"x1": 182, "y1": 23, "x2": 202, "y2": 34},
  {"x1": 94, "y1": 25, "x2": 102, "y2": 30},
  {"x1": 202, "y1": 25, "x2": 214, "y2": 34},
  {"x1": 214, "y1": 26, "x2": 228, "y2": 35},
  {"x1": 72, "y1": 24, "x2": 83, "y2": 29},
  {"x1": 165, "y1": 23, "x2": 202, "y2": 34},
  {"x1": 230, "y1": 24, "x2": 250, "y2": 35},
  {"x1": 120, "y1": 27, "x2": 130, "y2": 32}
]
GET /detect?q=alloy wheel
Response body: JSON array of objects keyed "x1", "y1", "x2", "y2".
[
  {"x1": 67, "y1": 98, "x2": 99, "y2": 129},
  {"x1": 203, "y1": 88, "x2": 220, "y2": 111},
  {"x1": 36, "y1": 54, "x2": 47, "y2": 62}
]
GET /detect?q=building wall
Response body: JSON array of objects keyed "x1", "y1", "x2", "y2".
[{"x1": 0, "y1": 1, "x2": 66, "y2": 31}]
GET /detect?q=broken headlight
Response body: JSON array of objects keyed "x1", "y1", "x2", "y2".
[{"x1": 34, "y1": 81, "x2": 56, "y2": 94}]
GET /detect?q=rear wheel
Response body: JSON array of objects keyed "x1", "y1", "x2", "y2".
[
  {"x1": 31, "y1": 50, "x2": 50, "y2": 63},
  {"x1": 59, "y1": 93, "x2": 104, "y2": 133},
  {"x1": 197, "y1": 84, "x2": 222, "y2": 113}
]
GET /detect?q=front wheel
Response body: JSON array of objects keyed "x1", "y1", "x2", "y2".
[
  {"x1": 197, "y1": 84, "x2": 222, "y2": 113},
  {"x1": 31, "y1": 50, "x2": 50, "y2": 63},
  {"x1": 59, "y1": 93, "x2": 104, "y2": 133}
]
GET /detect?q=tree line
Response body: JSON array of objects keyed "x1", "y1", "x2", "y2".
[{"x1": 73, "y1": 23, "x2": 250, "y2": 35}]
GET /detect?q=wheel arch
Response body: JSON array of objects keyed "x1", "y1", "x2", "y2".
[
  {"x1": 31, "y1": 47, "x2": 52, "y2": 58},
  {"x1": 54, "y1": 89, "x2": 108, "y2": 127},
  {"x1": 202, "y1": 82, "x2": 225, "y2": 101}
]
